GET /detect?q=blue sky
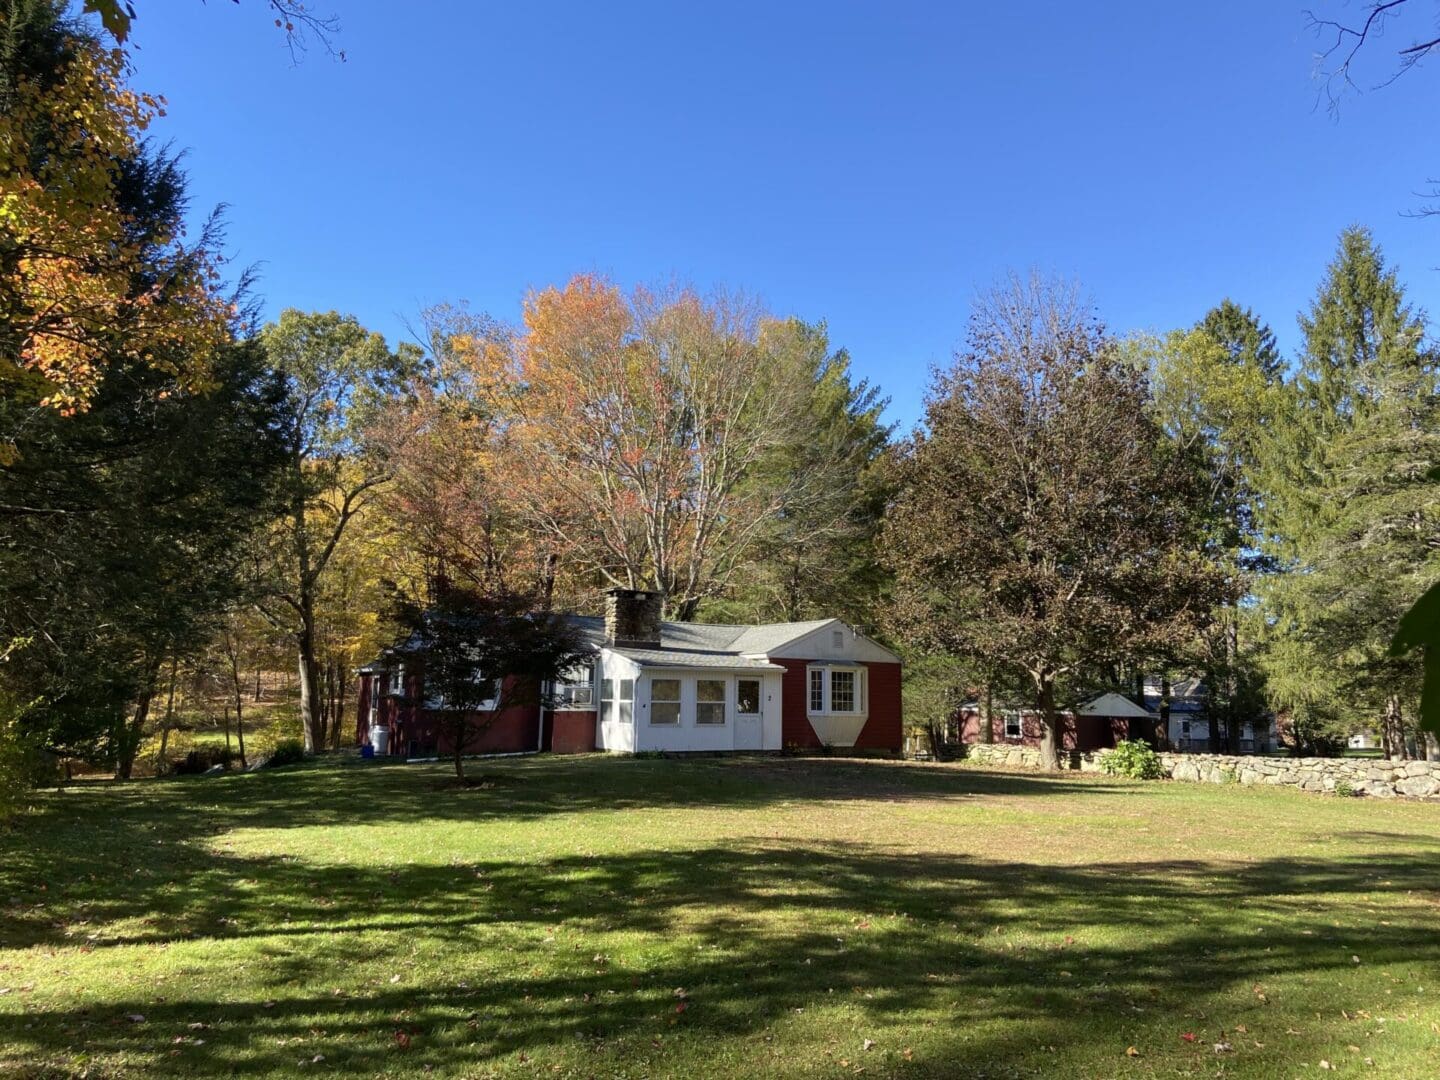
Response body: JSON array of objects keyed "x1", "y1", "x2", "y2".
[{"x1": 121, "y1": 0, "x2": 1440, "y2": 429}]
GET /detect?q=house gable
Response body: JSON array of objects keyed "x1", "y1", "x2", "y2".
[{"x1": 747, "y1": 619, "x2": 900, "y2": 664}]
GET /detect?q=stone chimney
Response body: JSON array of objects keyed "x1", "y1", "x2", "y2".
[{"x1": 605, "y1": 588, "x2": 664, "y2": 648}]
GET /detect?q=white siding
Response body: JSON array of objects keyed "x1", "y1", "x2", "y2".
[{"x1": 596, "y1": 652, "x2": 640, "y2": 753}]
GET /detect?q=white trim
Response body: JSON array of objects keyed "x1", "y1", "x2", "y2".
[
  {"x1": 758, "y1": 620, "x2": 901, "y2": 663},
  {"x1": 805, "y1": 663, "x2": 869, "y2": 720}
]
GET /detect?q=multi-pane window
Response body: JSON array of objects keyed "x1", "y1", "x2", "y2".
[
  {"x1": 600, "y1": 678, "x2": 615, "y2": 724},
  {"x1": 618, "y1": 678, "x2": 634, "y2": 724},
  {"x1": 651, "y1": 678, "x2": 681, "y2": 725},
  {"x1": 736, "y1": 678, "x2": 761, "y2": 716},
  {"x1": 1004, "y1": 714, "x2": 1022, "y2": 739},
  {"x1": 696, "y1": 679, "x2": 726, "y2": 725},
  {"x1": 807, "y1": 666, "x2": 867, "y2": 715},
  {"x1": 558, "y1": 665, "x2": 593, "y2": 708}
]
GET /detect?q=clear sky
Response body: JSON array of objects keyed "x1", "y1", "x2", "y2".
[{"x1": 120, "y1": 0, "x2": 1440, "y2": 429}]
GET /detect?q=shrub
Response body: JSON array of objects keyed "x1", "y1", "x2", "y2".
[
  {"x1": 265, "y1": 739, "x2": 307, "y2": 768},
  {"x1": 1334, "y1": 780, "x2": 1356, "y2": 798},
  {"x1": 1100, "y1": 739, "x2": 1165, "y2": 780},
  {"x1": 169, "y1": 745, "x2": 236, "y2": 775}
]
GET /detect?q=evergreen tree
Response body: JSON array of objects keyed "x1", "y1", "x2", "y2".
[
  {"x1": 1149, "y1": 301, "x2": 1284, "y2": 750},
  {"x1": 0, "y1": 1, "x2": 286, "y2": 777},
  {"x1": 702, "y1": 321, "x2": 893, "y2": 632},
  {"x1": 1259, "y1": 226, "x2": 1440, "y2": 757}
]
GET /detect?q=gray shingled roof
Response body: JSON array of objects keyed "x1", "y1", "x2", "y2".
[
  {"x1": 561, "y1": 614, "x2": 833, "y2": 658},
  {"x1": 609, "y1": 647, "x2": 783, "y2": 670},
  {"x1": 360, "y1": 612, "x2": 834, "y2": 673}
]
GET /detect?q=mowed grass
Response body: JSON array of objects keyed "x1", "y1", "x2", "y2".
[{"x1": 2, "y1": 756, "x2": 1439, "y2": 1078}]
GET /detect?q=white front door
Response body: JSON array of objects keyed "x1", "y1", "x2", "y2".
[{"x1": 734, "y1": 676, "x2": 763, "y2": 751}]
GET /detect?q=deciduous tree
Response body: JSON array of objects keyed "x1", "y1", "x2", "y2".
[
  {"x1": 257, "y1": 309, "x2": 417, "y2": 752},
  {"x1": 884, "y1": 274, "x2": 1225, "y2": 769}
]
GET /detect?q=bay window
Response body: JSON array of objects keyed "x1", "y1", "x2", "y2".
[{"x1": 806, "y1": 665, "x2": 867, "y2": 716}]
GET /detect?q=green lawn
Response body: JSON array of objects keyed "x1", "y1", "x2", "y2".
[{"x1": 2, "y1": 756, "x2": 1438, "y2": 1078}]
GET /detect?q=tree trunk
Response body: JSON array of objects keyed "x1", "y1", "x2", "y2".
[
  {"x1": 1382, "y1": 695, "x2": 1407, "y2": 761},
  {"x1": 115, "y1": 679, "x2": 157, "y2": 781},
  {"x1": 1223, "y1": 604, "x2": 1241, "y2": 754},
  {"x1": 297, "y1": 595, "x2": 323, "y2": 753},
  {"x1": 1424, "y1": 731, "x2": 1439, "y2": 761},
  {"x1": 982, "y1": 683, "x2": 994, "y2": 744},
  {"x1": 1037, "y1": 673, "x2": 1060, "y2": 770},
  {"x1": 156, "y1": 654, "x2": 179, "y2": 771},
  {"x1": 227, "y1": 639, "x2": 247, "y2": 769}
]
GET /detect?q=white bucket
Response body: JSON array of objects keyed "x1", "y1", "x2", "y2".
[{"x1": 371, "y1": 727, "x2": 390, "y2": 756}]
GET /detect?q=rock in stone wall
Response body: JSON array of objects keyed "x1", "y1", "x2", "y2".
[{"x1": 961, "y1": 743, "x2": 1440, "y2": 799}]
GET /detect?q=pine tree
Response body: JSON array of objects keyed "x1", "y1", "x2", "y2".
[
  {"x1": 1259, "y1": 226, "x2": 1440, "y2": 757},
  {"x1": 1149, "y1": 302, "x2": 1283, "y2": 751}
]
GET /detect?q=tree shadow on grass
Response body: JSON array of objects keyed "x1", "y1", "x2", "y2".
[
  {"x1": 3, "y1": 835, "x2": 1439, "y2": 1075},
  {"x1": 4, "y1": 757, "x2": 1438, "y2": 1076}
]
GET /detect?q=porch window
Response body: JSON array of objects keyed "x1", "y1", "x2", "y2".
[
  {"x1": 736, "y1": 678, "x2": 761, "y2": 716},
  {"x1": 696, "y1": 679, "x2": 726, "y2": 725},
  {"x1": 619, "y1": 678, "x2": 634, "y2": 724},
  {"x1": 600, "y1": 678, "x2": 614, "y2": 724},
  {"x1": 1003, "y1": 713, "x2": 1022, "y2": 739},
  {"x1": 651, "y1": 678, "x2": 681, "y2": 725}
]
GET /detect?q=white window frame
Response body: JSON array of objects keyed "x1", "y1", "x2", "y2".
[
  {"x1": 695, "y1": 678, "x2": 727, "y2": 726},
  {"x1": 600, "y1": 678, "x2": 615, "y2": 725},
  {"x1": 650, "y1": 677, "x2": 681, "y2": 725},
  {"x1": 618, "y1": 678, "x2": 634, "y2": 725},
  {"x1": 1003, "y1": 712, "x2": 1023, "y2": 740},
  {"x1": 555, "y1": 663, "x2": 594, "y2": 709},
  {"x1": 736, "y1": 678, "x2": 761, "y2": 717},
  {"x1": 805, "y1": 665, "x2": 868, "y2": 717}
]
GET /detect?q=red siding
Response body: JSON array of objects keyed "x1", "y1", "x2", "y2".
[
  {"x1": 855, "y1": 661, "x2": 902, "y2": 751},
  {"x1": 355, "y1": 674, "x2": 373, "y2": 745},
  {"x1": 551, "y1": 710, "x2": 597, "y2": 754},
  {"x1": 958, "y1": 708, "x2": 1131, "y2": 752},
  {"x1": 776, "y1": 659, "x2": 822, "y2": 749},
  {"x1": 775, "y1": 658, "x2": 902, "y2": 752}
]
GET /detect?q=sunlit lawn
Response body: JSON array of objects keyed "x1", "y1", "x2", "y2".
[{"x1": 2, "y1": 754, "x2": 1438, "y2": 1078}]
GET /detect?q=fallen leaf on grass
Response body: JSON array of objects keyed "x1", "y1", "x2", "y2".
[
  {"x1": 1125, "y1": 1046, "x2": 1140, "y2": 1057},
  {"x1": 393, "y1": 1030, "x2": 411, "y2": 1050},
  {"x1": 1180, "y1": 1033, "x2": 1197, "y2": 1043},
  {"x1": 1213, "y1": 1041, "x2": 1232, "y2": 1053},
  {"x1": 863, "y1": 1039, "x2": 876, "y2": 1051}
]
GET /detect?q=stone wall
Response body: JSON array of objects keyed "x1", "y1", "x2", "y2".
[{"x1": 960, "y1": 742, "x2": 1440, "y2": 799}]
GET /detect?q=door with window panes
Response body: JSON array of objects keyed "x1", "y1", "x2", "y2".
[{"x1": 734, "y1": 676, "x2": 762, "y2": 750}]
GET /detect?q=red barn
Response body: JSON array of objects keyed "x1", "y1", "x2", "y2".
[{"x1": 357, "y1": 589, "x2": 903, "y2": 758}]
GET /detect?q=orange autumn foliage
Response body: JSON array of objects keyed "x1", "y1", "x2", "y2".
[{"x1": 1, "y1": 34, "x2": 230, "y2": 413}]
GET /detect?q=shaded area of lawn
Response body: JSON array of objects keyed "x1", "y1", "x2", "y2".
[{"x1": 2, "y1": 755, "x2": 1439, "y2": 1077}]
